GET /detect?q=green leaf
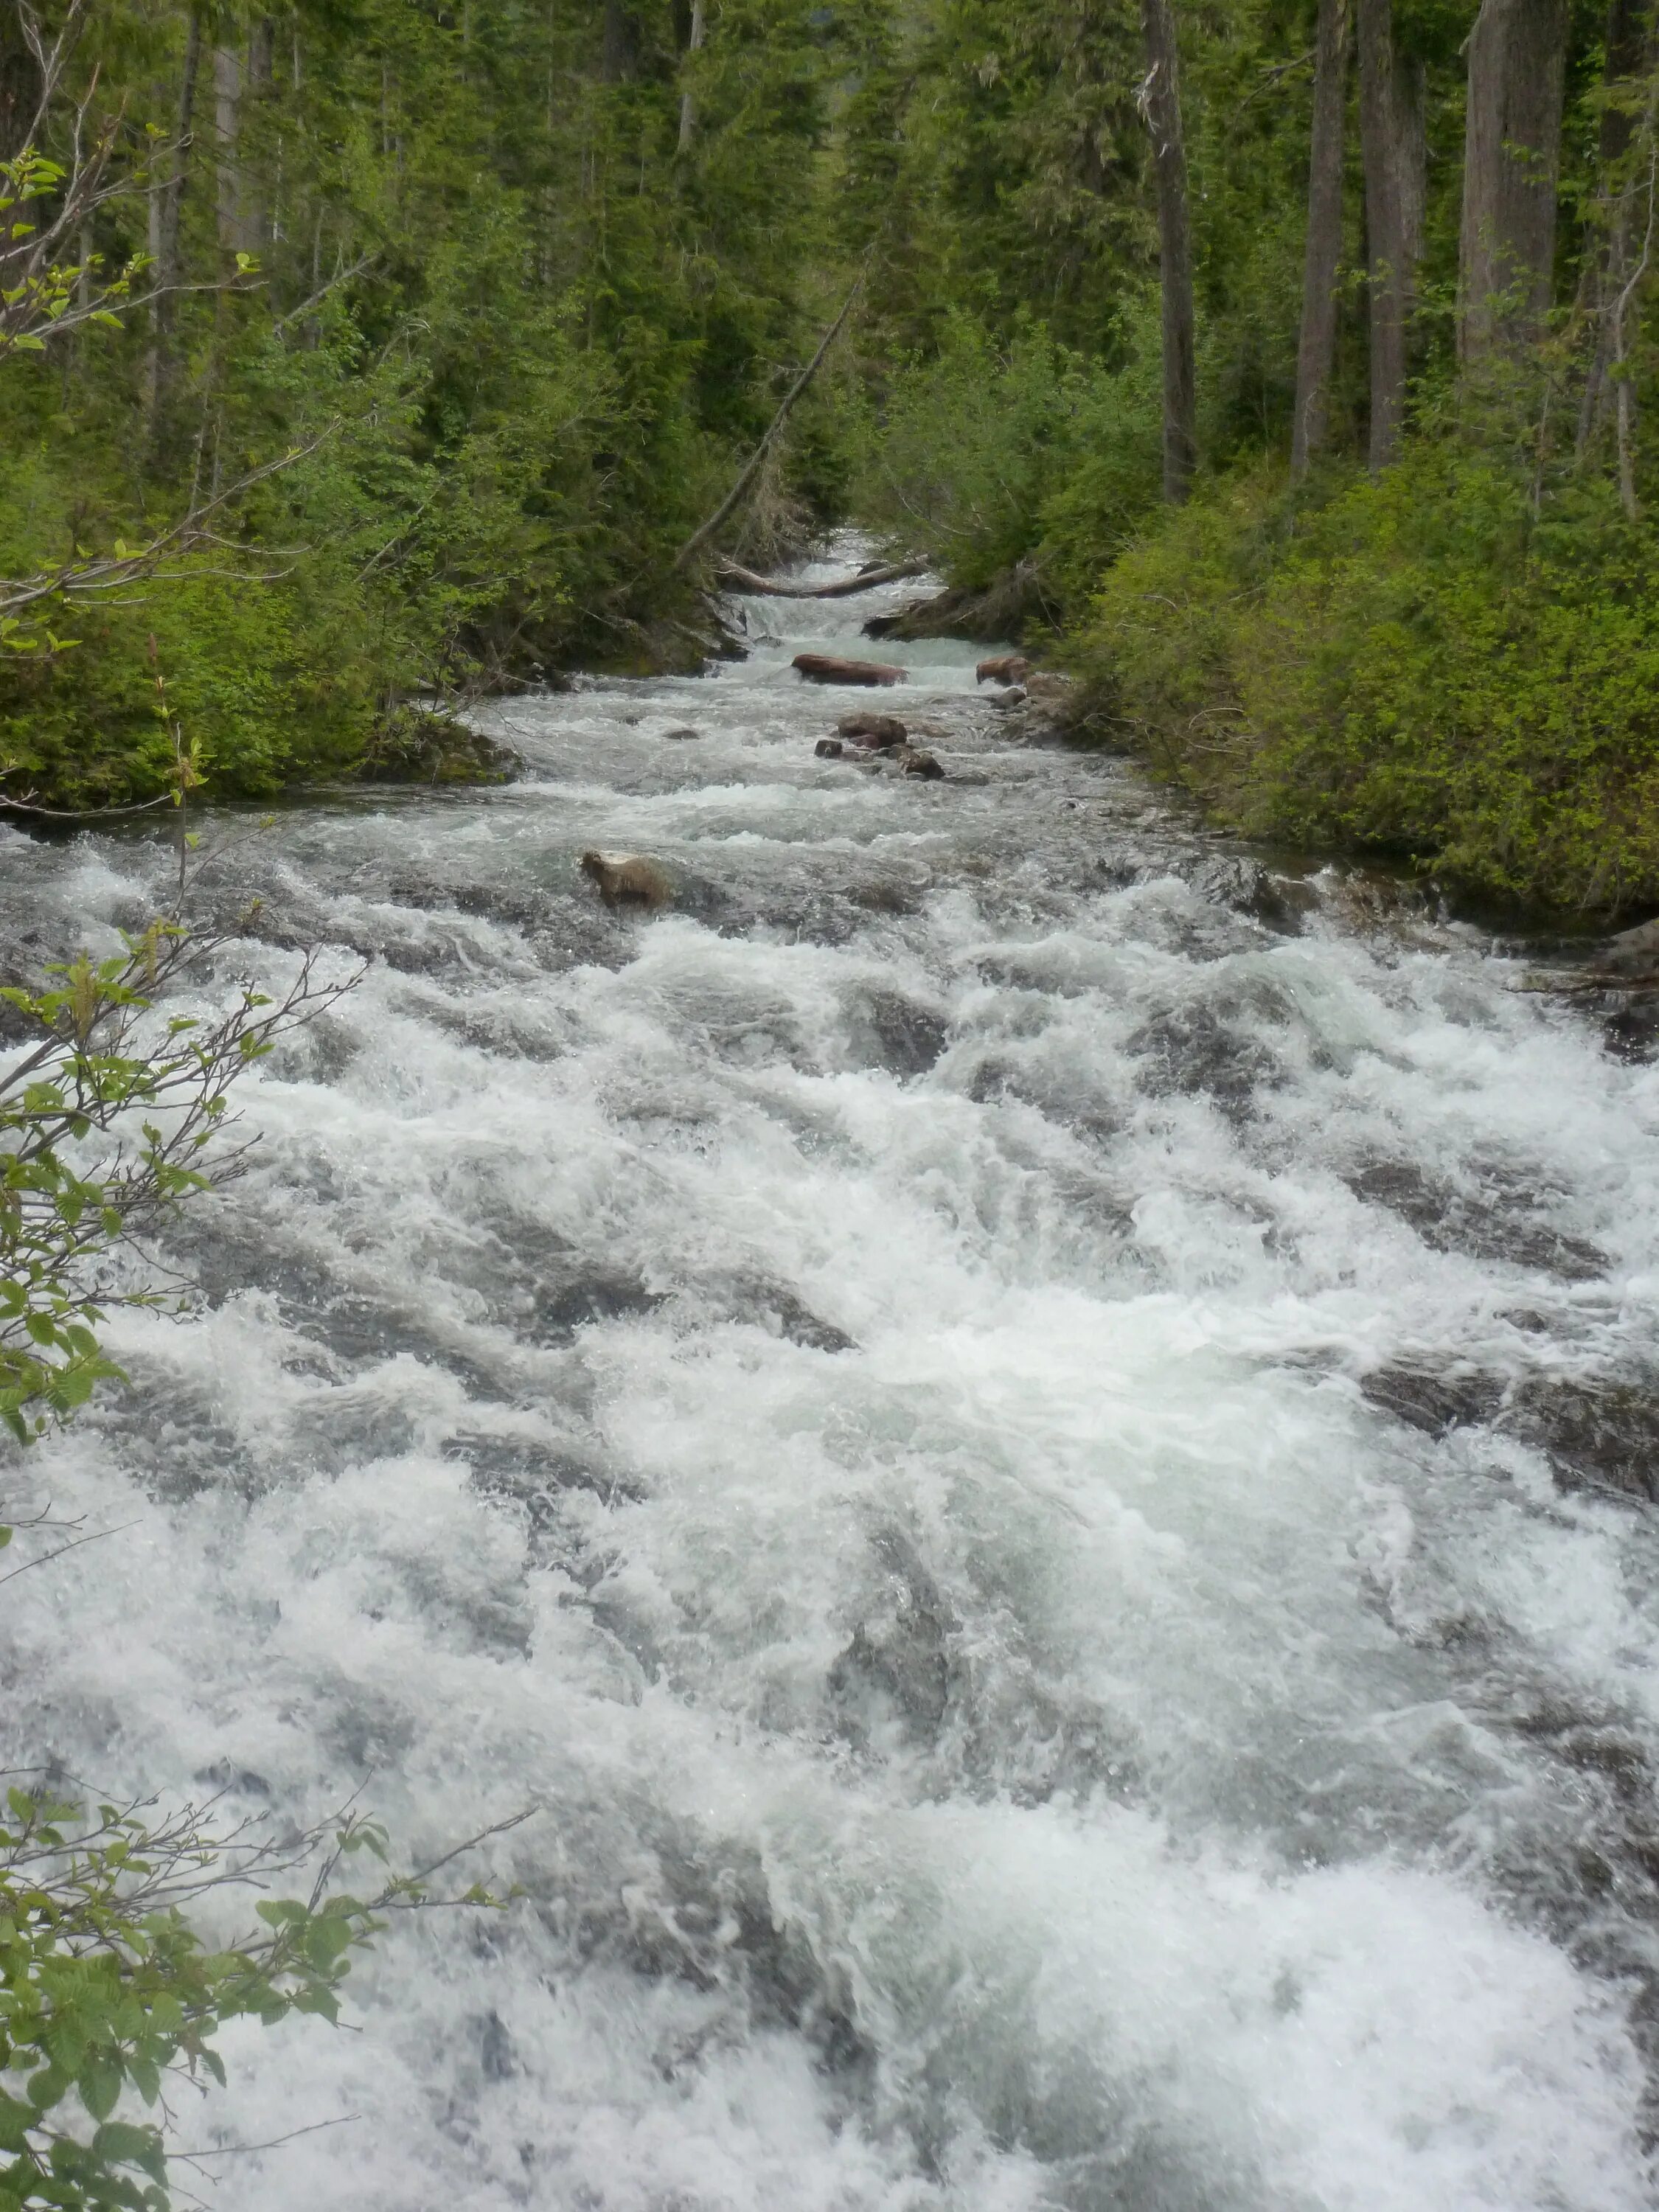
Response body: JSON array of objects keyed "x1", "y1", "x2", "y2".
[{"x1": 77, "y1": 2056, "x2": 122, "y2": 2122}]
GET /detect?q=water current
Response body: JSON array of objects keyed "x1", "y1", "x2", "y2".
[{"x1": 4, "y1": 540, "x2": 1659, "y2": 2211}]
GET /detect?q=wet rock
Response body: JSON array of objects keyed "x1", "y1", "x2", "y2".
[
  {"x1": 893, "y1": 745, "x2": 945, "y2": 781},
  {"x1": 580, "y1": 850, "x2": 674, "y2": 908},
  {"x1": 844, "y1": 986, "x2": 950, "y2": 1074},
  {"x1": 662, "y1": 725, "x2": 701, "y2": 741},
  {"x1": 1359, "y1": 1363, "x2": 1505, "y2": 1437},
  {"x1": 792, "y1": 653, "x2": 907, "y2": 687},
  {"x1": 815, "y1": 738, "x2": 845, "y2": 759},
  {"x1": 1506, "y1": 1378, "x2": 1659, "y2": 1504},
  {"x1": 354, "y1": 706, "x2": 520, "y2": 786},
  {"x1": 986, "y1": 685, "x2": 1028, "y2": 709},
  {"x1": 1126, "y1": 1001, "x2": 1280, "y2": 1119},
  {"x1": 1344, "y1": 1158, "x2": 1607, "y2": 1281},
  {"x1": 976, "y1": 653, "x2": 1032, "y2": 686},
  {"x1": 836, "y1": 712, "x2": 907, "y2": 747},
  {"x1": 827, "y1": 1529, "x2": 956, "y2": 1748}
]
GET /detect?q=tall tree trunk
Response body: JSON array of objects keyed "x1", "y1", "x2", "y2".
[
  {"x1": 1357, "y1": 0, "x2": 1425, "y2": 465},
  {"x1": 0, "y1": 3, "x2": 43, "y2": 160},
  {"x1": 1576, "y1": 0, "x2": 1655, "y2": 455},
  {"x1": 1458, "y1": 0, "x2": 1570, "y2": 359},
  {"x1": 602, "y1": 1, "x2": 638, "y2": 84},
  {"x1": 1292, "y1": 0, "x2": 1352, "y2": 476},
  {"x1": 145, "y1": 10, "x2": 204, "y2": 443},
  {"x1": 214, "y1": 33, "x2": 243, "y2": 254},
  {"x1": 1140, "y1": 0, "x2": 1197, "y2": 502},
  {"x1": 677, "y1": 0, "x2": 706, "y2": 154}
]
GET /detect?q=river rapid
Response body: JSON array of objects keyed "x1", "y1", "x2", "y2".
[{"x1": 4, "y1": 541, "x2": 1659, "y2": 2211}]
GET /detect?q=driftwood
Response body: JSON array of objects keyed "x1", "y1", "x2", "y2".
[
  {"x1": 793, "y1": 653, "x2": 907, "y2": 687},
  {"x1": 672, "y1": 275, "x2": 866, "y2": 573},
  {"x1": 720, "y1": 557, "x2": 929, "y2": 600}
]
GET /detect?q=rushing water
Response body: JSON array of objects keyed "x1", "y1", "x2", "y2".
[{"x1": 4, "y1": 540, "x2": 1659, "y2": 2211}]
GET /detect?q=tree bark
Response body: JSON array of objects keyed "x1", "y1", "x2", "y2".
[
  {"x1": 1576, "y1": 0, "x2": 1656, "y2": 454},
  {"x1": 602, "y1": 0, "x2": 638, "y2": 84},
  {"x1": 1139, "y1": 0, "x2": 1197, "y2": 501},
  {"x1": 1292, "y1": 0, "x2": 1352, "y2": 476},
  {"x1": 677, "y1": 0, "x2": 706, "y2": 153},
  {"x1": 145, "y1": 10, "x2": 204, "y2": 442},
  {"x1": 1357, "y1": 0, "x2": 1425, "y2": 466},
  {"x1": 214, "y1": 35, "x2": 243, "y2": 255},
  {"x1": 0, "y1": 4, "x2": 43, "y2": 161},
  {"x1": 1458, "y1": 0, "x2": 1570, "y2": 359}
]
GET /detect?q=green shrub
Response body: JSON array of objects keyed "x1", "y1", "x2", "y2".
[
  {"x1": 1073, "y1": 448, "x2": 1659, "y2": 916},
  {"x1": 852, "y1": 312, "x2": 1163, "y2": 597}
]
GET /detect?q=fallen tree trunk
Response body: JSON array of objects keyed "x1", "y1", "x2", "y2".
[
  {"x1": 672, "y1": 275, "x2": 866, "y2": 574},
  {"x1": 720, "y1": 557, "x2": 929, "y2": 599},
  {"x1": 792, "y1": 653, "x2": 908, "y2": 686}
]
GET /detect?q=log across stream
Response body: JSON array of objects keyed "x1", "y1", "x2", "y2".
[{"x1": 2, "y1": 539, "x2": 1658, "y2": 2210}]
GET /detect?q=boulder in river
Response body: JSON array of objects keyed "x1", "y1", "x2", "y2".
[
  {"x1": 662, "y1": 726, "x2": 701, "y2": 741},
  {"x1": 838, "y1": 713, "x2": 908, "y2": 748},
  {"x1": 976, "y1": 653, "x2": 1032, "y2": 686},
  {"x1": 894, "y1": 745, "x2": 945, "y2": 781},
  {"x1": 580, "y1": 851, "x2": 674, "y2": 908},
  {"x1": 815, "y1": 738, "x2": 845, "y2": 759},
  {"x1": 793, "y1": 653, "x2": 908, "y2": 687}
]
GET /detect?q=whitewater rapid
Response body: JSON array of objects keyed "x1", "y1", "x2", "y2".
[{"x1": 4, "y1": 541, "x2": 1659, "y2": 2211}]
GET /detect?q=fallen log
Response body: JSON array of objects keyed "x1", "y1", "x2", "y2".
[
  {"x1": 672, "y1": 275, "x2": 866, "y2": 573},
  {"x1": 722, "y1": 557, "x2": 929, "y2": 600},
  {"x1": 793, "y1": 653, "x2": 907, "y2": 687}
]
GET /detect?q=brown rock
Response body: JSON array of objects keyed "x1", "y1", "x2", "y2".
[
  {"x1": 580, "y1": 851, "x2": 674, "y2": 908},
  {"x1": 793, "y1": 653, "x2": 908, "y2": 687},
  {"x1": 894, "y1": 745, "x2": 945, "y2": 781},
  {"x1": 815, "y1": 737, "x2": 845, "y2": 758},
  {"x1": 837, "y1": 713, "x2": 908, "y2": 748},
  {"x1": 976, "y1": 653, "x2": 1032, "y2": 686}
]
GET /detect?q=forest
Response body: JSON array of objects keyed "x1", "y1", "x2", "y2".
[{"x1": 1, "y1": 0, "x2": 1655, "y2": 909}]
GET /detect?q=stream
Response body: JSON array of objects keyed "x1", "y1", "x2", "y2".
[{"x1": 4, "y1": 538, "x2": 1659, "y2": 2211}]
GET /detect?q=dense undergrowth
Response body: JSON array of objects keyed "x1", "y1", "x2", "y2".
[{"x1": 1068, "y1": 452, "x2": 1659, "y2": 914}]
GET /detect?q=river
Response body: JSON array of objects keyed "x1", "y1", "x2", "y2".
[{"x1": 3, "y1": 540, "x2": 1658, "y2": 2211}]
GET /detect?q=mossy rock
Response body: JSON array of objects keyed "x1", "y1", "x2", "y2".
[{"x1": 355, "y1": 706, "x2": 521, "y2": 787}]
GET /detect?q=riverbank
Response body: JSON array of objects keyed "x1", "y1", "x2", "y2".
[{"x1": 875, "y1": 448, "x2": 1659, "y2": 926}]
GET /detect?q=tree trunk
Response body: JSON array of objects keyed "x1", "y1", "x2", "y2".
[
  {"x1": 214, "y1": 35, "x2": 243, "y2": 254},
  {"x1": 1139, "y1": 0, "x2": 1197, "y2": 502},
  {"x1": 146, "y1": 10, "x2": 204, "y2": 442},
  {"x1": 0, "y1": 3, "x2": 42, "y2": 161},
  {"x1": 1292, "y1": 0, "x2": 1352, "y2": 476},
  {"x1": 602, "y1": 1, "x2": 638, "y2": 84},
  {"x1": 678, "y1": 0, "x2": 706, "y2": 153},
  {"x1": 1458, "y1": 0, "x2": 1570, "y2": 358},
  {"x1": 1357, "y1": 0, "x2": 1425, "y2": 465},
  {"x1": 1576, "y1": 0, "x2": 1656, "y2": 454}
]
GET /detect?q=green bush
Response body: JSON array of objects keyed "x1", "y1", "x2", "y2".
[
  {"x1": 1072, "y1": 448, "x2": 1659, "y2": 916},
  {"x1": 852, "y1": 312, "x2": 1163, "y2": 598}
]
